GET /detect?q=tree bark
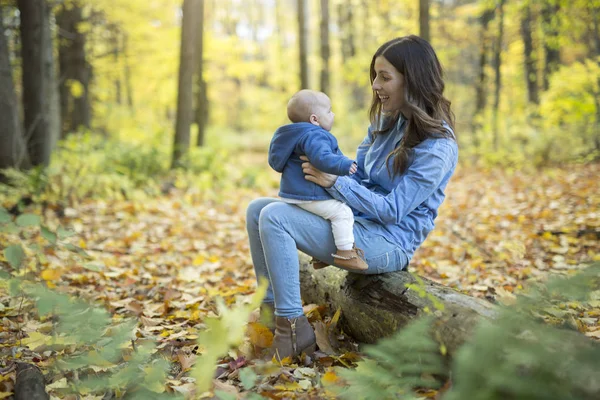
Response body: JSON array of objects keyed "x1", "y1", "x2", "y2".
[
  {"x1": 18, "y1": 0, "x2": 53, "y2": 167},
  {"x1": 123, "y1": 33, "x2": 134, "y2": 110},
  {"x1": 492, "y1": 0, "x2": 505, "y2": 152},
  {"x1": 520, "y1": 3, "x2": 539, "y2": 104},
  {"x1": 56, "y1": 0, "x2": 91, "y2": 136},
  {"x1": 194, "y1": 0, "x2": 208, "y2": 147},
  {"x1": 319, "y1": 0, "x2": 330, "y2": 95},
  {"x1": 541, "y1": 1, "x2": 561, "y2": 91},
  {"x1": 172, "y1": 0, "x2": 199, "y2": 168},
  {"x1": 299, "y1": 260, "x2": 497, "y2": 355},
  {"x1": 297, "y1": 0, "x2": 309, "y2": 90},
  {"x1": 471, "y1": 7, "x2": 494, "y2": 147},
  {"x1": 419, "y1": 0, "x2": 430, "y2": 43},
  {"x1": 0, "y1": 4, "x2": 29, "y2": 175}
]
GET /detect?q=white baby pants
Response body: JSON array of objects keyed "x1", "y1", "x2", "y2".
[{"x1": 296, "y1": 199, "x2": 354, "y2": 250}]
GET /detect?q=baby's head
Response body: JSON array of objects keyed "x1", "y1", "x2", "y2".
[{"x1": 287, "y1": 89, "x2": 334, "y2": 131}]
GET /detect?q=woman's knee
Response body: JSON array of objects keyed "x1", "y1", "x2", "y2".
[
  {"x1": 246, "y1": 198, "x2": 278, "y2": 229},
  {"x1": 258, "y1": 202, "x2": 290, "y2": 230}
]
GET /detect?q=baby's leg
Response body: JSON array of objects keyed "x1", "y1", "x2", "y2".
[
  {"x1": 296, "y1": 200, "x2": 354, "y2": 250},
  {"x1": 297, "y1": 200, "x2": 367, "y2": 270}
]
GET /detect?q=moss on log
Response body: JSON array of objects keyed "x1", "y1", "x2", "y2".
[{"x1": 299, "y1": 259, "x2": 497, "y2": 355}]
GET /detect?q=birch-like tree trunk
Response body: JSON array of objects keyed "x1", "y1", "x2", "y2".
[
  {"x1": 419, "y1": 0, "x2": 430, "y2": 43},
  {"x1": 0, "y1": 4, "x2": 29, "y2": 175},
  {"x1": 319, "y1": 0, "x2": 330, "y2": 95},
  {"x1": 195, "y1": 0, "x2": 208, "y2": 147},
  {"x1": 297, "y1": 0, "x2": 309, "y2": 90},
  {"x1": 172, "y1": 0, "x2": 199, "y2": 168}
]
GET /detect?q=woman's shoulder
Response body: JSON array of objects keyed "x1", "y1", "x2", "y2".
[{"x1": 415, "y1": 136, "x2": 458, "y2": 161}]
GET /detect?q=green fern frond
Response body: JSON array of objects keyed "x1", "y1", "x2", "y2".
[{"x1": 335, "y1": 317, "x2": 447, "y2": 400}]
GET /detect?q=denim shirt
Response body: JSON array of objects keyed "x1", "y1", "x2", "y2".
[{"x1": 327, "y1": 117, "x2": 458, "y2": 262}]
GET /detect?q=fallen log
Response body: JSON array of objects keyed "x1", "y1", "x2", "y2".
[{"x1": 299, "y1": 258, "x2": 497, "y2": 355}]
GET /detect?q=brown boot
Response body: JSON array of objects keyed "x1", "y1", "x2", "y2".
[
  {"x1": 270, "y1": 315, "x2": 317, "y2": 362},
  {"x1": 332, "y1": 245, "x2": 368, "y2": 271},
  {"x1": 259, "y1": 302, "x2": 275, "y2": 333},
  {"x1": 310, "y1": 257, "x2": 329, "y2": 270}
]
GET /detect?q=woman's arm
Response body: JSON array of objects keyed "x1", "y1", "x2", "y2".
[{"x1": 305, "y1": 139, "x2": 457, "y2": 224}]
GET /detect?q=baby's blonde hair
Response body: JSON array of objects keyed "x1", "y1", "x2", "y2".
[{"x1": 287, "y1": 89, "x2": 329, "y2": 123}]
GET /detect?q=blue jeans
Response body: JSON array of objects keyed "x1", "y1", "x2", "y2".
[{"x1": 246, "y1": 198, "x2": 409, "y2": 318}]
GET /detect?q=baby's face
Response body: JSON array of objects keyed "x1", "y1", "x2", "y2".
[{"x1": 314, "y1": 95, "x2": 334, "y2": 132}]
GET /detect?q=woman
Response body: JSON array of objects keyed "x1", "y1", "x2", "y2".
[{"x1": 246, "y1": 35, "x2": 458, "y2": 361}]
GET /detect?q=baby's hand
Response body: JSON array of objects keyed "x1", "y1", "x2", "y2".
[{"x1": 349, "y1": 163, "x2": 357, "y2": 175}]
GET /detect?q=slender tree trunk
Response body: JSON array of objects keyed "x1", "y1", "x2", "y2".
[
  {"x1": 591, "y1": 1, "x2": 600, "y2": 152},
  {"x1": 297, "y1": 0, "x2": 308, "y2": 90},
  {"x1": 112, "y1": 25, "x2": 121, "y2": 104},
  {"x1": 419, "y1": 0, "x2": 430, "y2": 43},
  {"x1": 0, "y1": 4, "x2": 30, "y2": 175},
  {"x1": 57, "y1": 1, "x2": 91, "y2": 136},
  {"x1": 520, "y1": 3, "x2": 538, "y2": 104},
  {"x1": 172, "y1": 0, "x2": 199, "y2": 168},
  {"x1": 195, "y1": 0, "x2": 208, "y2": 147},
  {"x1": 492, "y1": 0, "x2": 505, "y2": 152},
  {"x1": 19, "y1": 0, "x2": 53, "y2": 167},
  {"x1": 123, "y1": 33, "x2": 134, "y2": 110},
  {"x1": 471, "y1": 7, "x2": 494, "y2": 148},
  {"x1": 541, "y1": 1, "x2": 560, "y2": 91},
  {"x1": 319, "y1": 0, "x2": 330, "y2": 95}
]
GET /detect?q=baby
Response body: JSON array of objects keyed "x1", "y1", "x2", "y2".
[{"x1": 268, "y1": 89, "x2": 368, "y2": 271}]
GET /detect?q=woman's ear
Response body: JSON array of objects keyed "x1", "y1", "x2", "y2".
[{"x1": 309, "y1": 114, "x2": 320, "y2": 126}]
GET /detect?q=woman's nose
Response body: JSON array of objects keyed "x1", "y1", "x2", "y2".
[{"x1": 372, "y1": 81, "x2": 381, "y2": 90}]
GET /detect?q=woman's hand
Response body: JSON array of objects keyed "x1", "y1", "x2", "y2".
[{"x1": 300, "y1": 156, "x2": 338, "y2": 188}]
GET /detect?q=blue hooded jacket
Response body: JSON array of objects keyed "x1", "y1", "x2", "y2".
[{"x1": 268, "y1": 122, "x2": 355, "y2": 201}]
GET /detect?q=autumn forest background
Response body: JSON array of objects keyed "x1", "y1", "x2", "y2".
[{"x1": 0, "y1": 0, "x2": 599, "y2": 399}]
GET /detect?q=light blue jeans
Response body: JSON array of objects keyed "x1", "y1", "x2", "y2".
[{"x1": 246, "y1": 198, "x2": 409, "y2": 318}]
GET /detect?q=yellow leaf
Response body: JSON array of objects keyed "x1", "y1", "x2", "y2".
[
  {"x1": 321, "y1": 370, "x2": 340, "y2": 385},
  {"x1": 41, "y1": 268, "x2": 62, "y2": 281},
  {"x1": 193, "y1": 255, "x2": 205, "y2": 265},
  {"x1": 0, "y1": 393, "x2": 13, "y2": 399},
  {"x1": 247, "y1": 322, "x2": 273, "y2": 348}
]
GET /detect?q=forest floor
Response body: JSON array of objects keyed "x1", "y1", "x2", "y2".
[{"x1": 0, "y1": 163, "x2": 599, "y2": 399}]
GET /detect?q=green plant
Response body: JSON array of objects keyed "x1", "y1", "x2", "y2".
[{"x1": 332, "y1": 263, "x2": 600, "y2": 400}]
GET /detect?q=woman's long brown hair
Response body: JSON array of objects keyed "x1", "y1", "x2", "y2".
[{"x1": 369, "y1": 36, "x2": 456, "y2": 177}]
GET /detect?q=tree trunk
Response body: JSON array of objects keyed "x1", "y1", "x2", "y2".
[
  {"x1": 123, "y1": 33, "x2": 134, "y2": 110},
  {"x1": 541, "y1": 1, "x2": 560, "y2": 91},
  {"x1": 56, "y1": 1, "x2": 91, "y2": 136},
  {"x1": 419, "y1": 0, "x2": 430, "y2": 43},
  {"x1": 195, "y1": 0, "x2": 208, "y2": 147},
  {"x1": 591, "y1": 1, "x2": 600, "y2": 153},
  {"x1": 172, "y1": 0, "x2": 199, "y2": 168},
  {"x1": 298, "y1": 260, "x2": 497, "y2": 355},
  {"x1": 319, "y1": 0, "x2": 330, "y2": 95},
  {"x1": 297, "y1": 0, "x2": 309, "y2": 90},
  {"x1": 112, "y1": 25, "x2": 122, "y2": 105},
  {"x1": 18, "y1": 0, "x2": 53, "y2": 167},
  {"x1": 471, "y1": 7, "x2": 494, "y2": 147},
  {"x1": 0, "y1": 4, "x2": 29, "y2": 176},
  {"x1": 520, "y1": 3, "x2": 539, "y2": 104},
  {"x1": 492, "y1": 0, "x2": 505, "y2": 152}
]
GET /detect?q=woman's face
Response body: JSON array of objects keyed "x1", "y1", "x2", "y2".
[{"x1": 372, "y1": 56, "x2": 406, "y2": 113}]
